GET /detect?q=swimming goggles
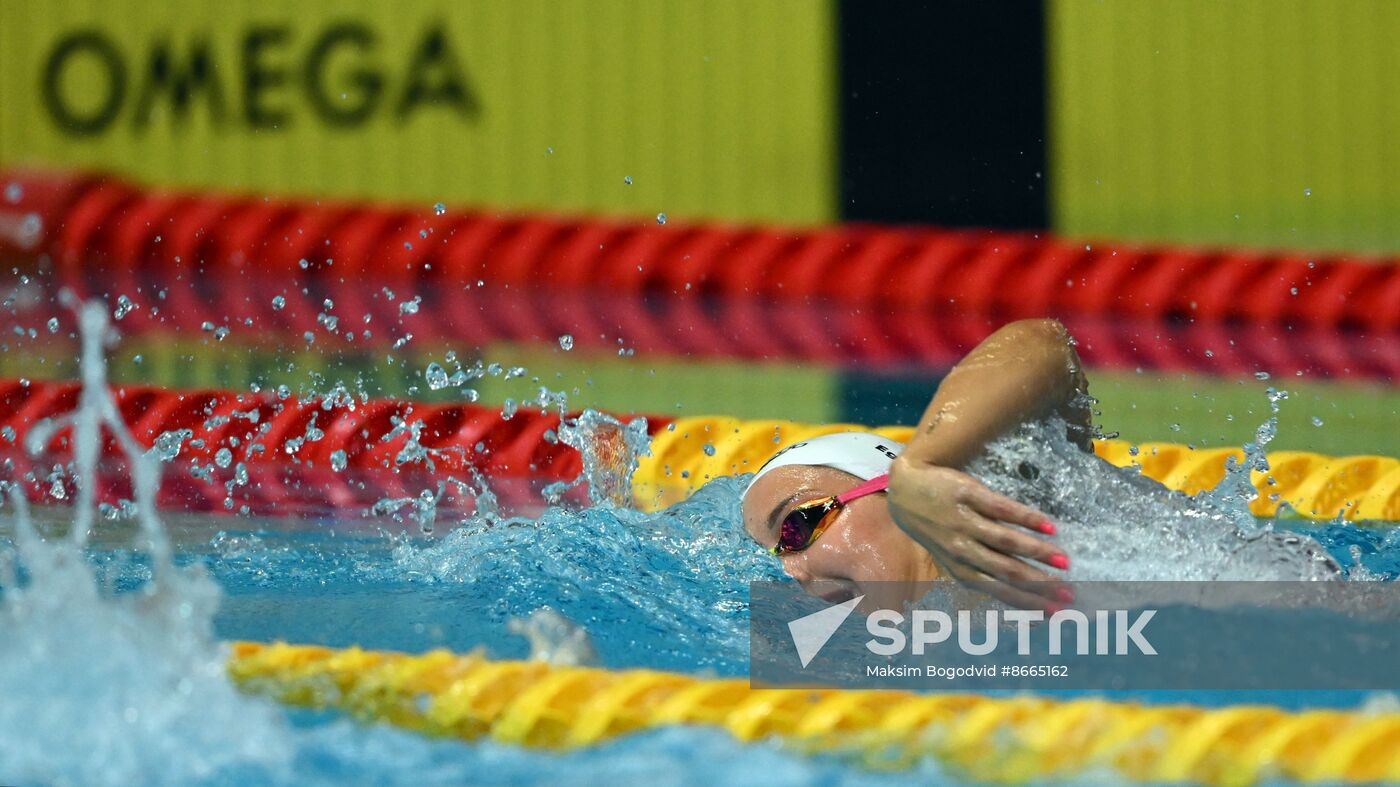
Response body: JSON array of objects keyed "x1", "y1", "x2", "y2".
[{"x1": 772, "y1": 473, "x2": 890, "y2": 555}]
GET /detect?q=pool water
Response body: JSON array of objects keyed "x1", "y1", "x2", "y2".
[
  {"x1": 0, "y1": 476, "x2": 948, "y2": 787},
  {"x1": 2, "y1": 456, "x2": 1398, "y2": 786}
]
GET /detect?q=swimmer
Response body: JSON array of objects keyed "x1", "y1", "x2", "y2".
[{"x1": 741, "y1": 318, "x2": 1093, "y2": 610}]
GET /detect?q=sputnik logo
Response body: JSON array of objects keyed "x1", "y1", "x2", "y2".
[{"x1": 787, "y1": 595, "x2": 863, "y2": 667}]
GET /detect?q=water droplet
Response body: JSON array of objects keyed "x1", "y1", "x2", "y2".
[
  {"x1": 18, "y1": 213, "x2": 41, "y2": 247},
  {"x1": 702, "y1": 443, "x2": 716, "y2": 456},
  {"x1": 153, "y1": 430, "x2": 190, "y2": 461},
  {"x1": 434, "y1": 201, "x2": 447, "y2": 215},
  {"x1": 655, "y1": 212, "x2": 667, "y2": 225},
  {"x1": 558, "y1": 334, "x2": 574, "y2": 351},
  {"x1": 1169, "y1": 423, "x2": 1182, "y2": 432},
  {"x1": 1303, "y1": 188, "x2": 1313, "y2": 196},
  {"x1": 271, "y1": 295, "x2": 285, "y2": 310},
  {"x1": 502, "y1": 399, "x2": 518, "y2": 419},
  {"x1": 1311, "y1": 416, "x2": 1324, "y2": 427},
  {"x1": 1204, "y1": 349, "x2": 1214, "y2": 358},
  {"x1": 330, "y1": 449, "x2": 348, "y2": 471},
  {"x1": 113, "y1": 295, "x2": 135, "y2": 320},
  {"x1": 4, "y1": 182, "x2": 21, "y2": 203},
  {"x1": 623, "y1": 176, "x2": 633, "y2": 185},
  {"x1": 1254, "y1": 371, "x2": 1271, "y2": 381},
  {"x1": 425, "y1": 362, "x2": 450, "y2": 390},
  {"x1": 214, "y1": 447, "x2": 233, "y2": 468},
  {"x1": 399, "y1": 296, "x2": 421, "y2": 315},
  {"x1": 46, "y1": 317, "x2": 59, "y2": 333},
  {"x1": 298, "y1": 258, "x2": 310, "y2": 269}
]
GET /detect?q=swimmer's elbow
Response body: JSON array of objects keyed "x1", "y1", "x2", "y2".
[
  {"x1": 1010, "y1": 317, "x2": 1070, "y2": 343},
  {"x1": 999, "y1": 318, "x2": 1084, "y2": 400},
  {"x1": 1000, "y1": 319, "x2": 1077, "y2": 365}
]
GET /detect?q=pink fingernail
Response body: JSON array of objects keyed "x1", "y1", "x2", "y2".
[
  {"x1": 1048, "y1": 553, "x2": 1070, "y2": 571},
  {"x1": 1056, "y1": 587, "x2": 1075, "y2": 604},
  {"x1": 1039, "y1": 520, "x2": 1058, "y2": 536}
]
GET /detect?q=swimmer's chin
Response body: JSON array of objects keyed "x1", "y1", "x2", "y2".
[
  {"x1": 808, "y1": 578, "x2": 947, "y2": 613},
  {"x1": 812, "y1": 583, "x2": 859, "y2": 604}
]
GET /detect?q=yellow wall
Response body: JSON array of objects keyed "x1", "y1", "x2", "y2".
[
  {"x1": 1050, "y1": 0, "x2": 1400, "y2": 253},
  {"x1": 0, "y1": 0, "x2": 834, "y2": 223}
]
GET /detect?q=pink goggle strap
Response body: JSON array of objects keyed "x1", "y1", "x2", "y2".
[{"x1": 834, "y1": 473, "x2": 890, "y2": 506}]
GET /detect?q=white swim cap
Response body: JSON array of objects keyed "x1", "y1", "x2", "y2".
[{"x1": 743, "y1": 432, "x2": 904, "y2": 498}]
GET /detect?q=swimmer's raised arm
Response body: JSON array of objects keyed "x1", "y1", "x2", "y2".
[
  {"x1": 903, "y1": 318, "x2": 1091, "y2": 469},
  {"x1": 887, "y1": 319, "x2": 1088, "y2": 610}
]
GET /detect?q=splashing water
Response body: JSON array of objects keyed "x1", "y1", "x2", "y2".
[
  {"x1": 970, "y1": 416, "x2": 1342, "y2": 581},
  {"x1": 542, "y1": 409, "x2": 652, "y2": 508},
  {"x1": 392, "y1": 475, "x2": 779, "y2": 672},
  {"x1": 0, "y1": 303, "x2": 293, "y2": 784},
  {"x1": 506, "y1": 607, "x2": 599, "y2": 666}
]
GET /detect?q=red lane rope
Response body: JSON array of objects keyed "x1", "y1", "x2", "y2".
[
  {"x1": 1, "y1": 169, "x2": 1397, "y2": 383},
  {"x1": 5, "y1": 170, "x2": 1399, "y2": 328},
  {"x1": 12, "y1": 267, "x2": 1397, "y2": 382},
  {"x1": 0, "y1": 378, "x2": 666, "y2": 518}
]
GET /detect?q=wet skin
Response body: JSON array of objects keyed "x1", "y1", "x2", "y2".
[
  {"x1": 742, "y1": 464, "x2": 940, "y2": 610},
  {"x1": 740, "y1": 319, "x2": 1086, "y2": 611}
]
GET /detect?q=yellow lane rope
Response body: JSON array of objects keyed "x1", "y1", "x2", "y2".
[
  {"x1": 229, "y1": 641, "x2": 1400, "y2": 785},
  {"x1": 632, "y1": 418, "x2": 1400, "y2": 521}
]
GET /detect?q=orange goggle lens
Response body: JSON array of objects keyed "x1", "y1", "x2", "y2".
[{"x1": 772, "y1": 498, "x2": 841, "y2": 555}]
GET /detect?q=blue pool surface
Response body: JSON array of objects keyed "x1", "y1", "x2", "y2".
[{"x1": 3, "y1": 444, "x2": 1399, "y2": 786}]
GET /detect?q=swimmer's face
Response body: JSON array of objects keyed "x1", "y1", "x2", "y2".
[{"x1": 742, "y1": 465, "x2": 939, "y2": 607}]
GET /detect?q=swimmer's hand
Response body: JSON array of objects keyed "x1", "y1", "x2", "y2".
[{"x1": 887, "y1": 456, "x2": 1070, "y2": 611}]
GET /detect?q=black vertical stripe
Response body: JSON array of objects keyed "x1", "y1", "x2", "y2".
[
  {"x1": 838, "y1": 0, "x2": 1048, "y2": 229},
  {"x1": 838, "y1": 368, "x2": 944, "y2": 427}
]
